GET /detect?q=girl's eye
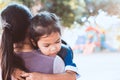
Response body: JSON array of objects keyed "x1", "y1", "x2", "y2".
[
  {"x1": 44, "y1": 44, "x2": 49, "y2": 47},
  {"x1": 56, "y1": 40, "x2": 61, "y2": 43}
]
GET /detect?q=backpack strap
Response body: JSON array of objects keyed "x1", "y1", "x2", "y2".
[
  {"x1": 57, "y1": 45, "x2": 67, "y2": 60},
  {"x1": 57, "y1": 40, "x2": 73, "y2": 60}
]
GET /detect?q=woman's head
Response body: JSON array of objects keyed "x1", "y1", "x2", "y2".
[
  {"x1": 30, "y1": 11, "x2": 62, "y2": 56},
  {"x1": 1, "y1": 3, "x2": 32, "y2": 80},
  {"x1": 1, "y1": 3, "x2": 32, "y2": 43}
]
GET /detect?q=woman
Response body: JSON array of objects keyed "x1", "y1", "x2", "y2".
[{"x1": 0, "y1": 3, "x2": 33, "y2": 80}]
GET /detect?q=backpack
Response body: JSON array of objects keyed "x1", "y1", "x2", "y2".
[{"x1": 57, "y1": 40, "x2": 73, "y2": 60}]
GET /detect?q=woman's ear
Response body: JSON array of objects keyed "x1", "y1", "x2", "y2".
[{"x1": 30, "y1": 39, "x2": 37, "y2": 48}]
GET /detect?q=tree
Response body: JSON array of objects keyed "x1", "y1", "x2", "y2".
[
  {"x1": 84, "y1": 0, "x2": 120, "y2": 16},
  {"x1": 15, "y1": 0, "x2": 34, "y2": 8},
  {"x1": 40, "y1": 0, "x2": 75, "y2": 27},
  {"x1": 14, "y1": 0, "x2": 75, "y2": 27}
]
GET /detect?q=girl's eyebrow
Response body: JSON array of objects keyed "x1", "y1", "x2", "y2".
[
  {"x1": 55, "y1": 38, "x2": 61, "y2": 42},
  {"x1": 43, "y1": 38, "x2": 61, "y2": 45}
]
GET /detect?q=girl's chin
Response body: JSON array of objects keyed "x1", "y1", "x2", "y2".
[{"x1": 49, "y1": 53, "x2": 57, "y2": 57}]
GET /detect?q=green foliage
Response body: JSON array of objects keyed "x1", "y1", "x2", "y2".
[
  {"x1": 15, "y1": 0, "x2": 75, "y2": 27},
  {"x1": 15, "y1": 0, "x2": 34, "y2": 8},
  {"x1": 41, "y1": 0, "x2": 75, "y2": 27}
]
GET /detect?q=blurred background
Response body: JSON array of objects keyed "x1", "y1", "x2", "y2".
[{"x1": 0, "y1": 0, "x2": 120, "y2": 80}]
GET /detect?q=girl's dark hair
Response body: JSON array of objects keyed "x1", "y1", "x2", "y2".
[
  {"x1": 30, "y1": 11, "x2": 61, "y2": 47},
  {"x1": 1, "y1": 3, "x2": 32, "y2": 80}
]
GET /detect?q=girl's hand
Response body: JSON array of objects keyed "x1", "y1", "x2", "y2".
[
  {"x1": 12, "y1": 68, "x2": 26, "y2": 80},
  {"x1": 21, "y1": 72, "x2": 43, "y2": 80}
]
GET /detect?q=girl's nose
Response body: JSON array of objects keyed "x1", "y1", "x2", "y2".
[{"x1": 50, "y1": 47, "x2": 57, "y2": 52}]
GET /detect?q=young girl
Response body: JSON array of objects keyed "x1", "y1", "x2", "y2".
[{"x1": 19, "y1": 11, "x2": 79, "y2": 80}]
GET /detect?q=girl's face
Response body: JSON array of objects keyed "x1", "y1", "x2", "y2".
[{"x1": 37, "y1": 32, "x2": 61, "y2": 56}]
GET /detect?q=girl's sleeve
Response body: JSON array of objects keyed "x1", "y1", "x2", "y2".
[{"x1": 64, "y1": 48, "x2": 80, "y2": 78}]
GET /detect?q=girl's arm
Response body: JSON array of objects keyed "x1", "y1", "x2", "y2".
[{"x1": 21, "y1": 70, "x2": 76, "y2": 80}]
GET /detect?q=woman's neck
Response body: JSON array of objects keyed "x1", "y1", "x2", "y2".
[{"x1": 14, "y1": 43, "x2": 34, "y2": 53}]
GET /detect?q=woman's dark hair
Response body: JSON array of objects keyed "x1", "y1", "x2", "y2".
[
  {"x1": 0, "y1": 3, "x2": 32, "y2": 80},
  {"x1": 30, "y1": 11, "x2": 61, "y2": 48}
]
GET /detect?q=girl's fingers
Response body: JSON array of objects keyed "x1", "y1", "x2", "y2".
[
  {"x1": 21, "y1": 73, "x2": 30, "y2": 77},
  {"x1": 11, "y1": 75, "x2": 24, "y2": 80},
  {"x1": 17, "y1": 76, "x2": 25, "y2": 80}
]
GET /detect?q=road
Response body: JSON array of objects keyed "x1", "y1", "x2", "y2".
[
  {"x1": 0, "y1": 52, "x2": 120, "y2": 80},
  {"x1": 74, "y1": 52, "x2": 120, "y2": 80}
]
